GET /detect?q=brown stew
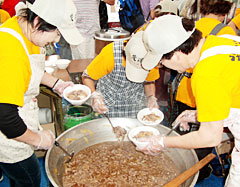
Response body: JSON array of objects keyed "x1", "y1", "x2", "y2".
[{"x1": 63, "y1": 141, "x2": 179, "y2": 186}]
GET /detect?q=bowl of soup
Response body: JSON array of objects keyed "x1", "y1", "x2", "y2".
[{"x1": 63, "y1": 84, "x2": 91, "y2": 105}]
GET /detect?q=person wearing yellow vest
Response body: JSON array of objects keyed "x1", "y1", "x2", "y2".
[
  {"x1": 174, "y1": 1, "x2": 236, "y2": 180},
  {"x1": 135, "y1": 15, "x2": 240, "y2": 187},
  {"x1": 0, "y1": 0, "x2": 83, "y2": 186},
  {"x1": 176, "y1": 0, "x2": 236, "y2": 129}
]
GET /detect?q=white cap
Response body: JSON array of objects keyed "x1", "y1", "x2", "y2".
[
  {"x1": 27, "y1": 0, "x2": 83, "y2": 45},
  {"x1": 142, "y1": 15, "x2": 195, "y2": 70},
  {"x1": 125, "y1": 31, "x2": 149, "y2": 83},
  {"x1": 155, "y1": 0, "x2": 179, "y2": 15}
]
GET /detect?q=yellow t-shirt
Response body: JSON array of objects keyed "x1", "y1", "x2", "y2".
[
  {"x1": 235, "y1": 8, "x2": 240, "y2": 17},
  {"x1": 232, "y1": 13, "x2": 240, "y2": 30},
  {"x1": 0, "y1": 17, "x2": 40, "y2": 106},
  {"x1": 192, "y1": 35, "x2": 240, "y2": 122},
  {"x1": 86, "y1": 42, "x2": 159, "y2": 81},
  {"x1": 176, "y1": 17, "x2": 236, "y2": 108},
  {"x1": 0, "y1": 9, "x2": 10, "y2": 24}
]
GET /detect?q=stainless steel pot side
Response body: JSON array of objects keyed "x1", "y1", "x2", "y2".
[{"x1": 45, "y1": 118, "x2": 199, "y2": 187}]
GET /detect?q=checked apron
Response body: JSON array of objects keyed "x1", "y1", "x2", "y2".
[{"x1": 96, "y1": 41, "x2": 146, "y2": 118}]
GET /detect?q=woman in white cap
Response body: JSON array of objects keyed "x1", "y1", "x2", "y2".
[
  {"x1": 174, "y1": 0, "x2": 236, "y2": 181},
  {"x1": 0, "y1": 0, "x2": 82, "y2": 186},
  {"x1": 137, "y1": 15, "x2": 240, "y2": 186},
  {"x1": 82, "y1": 30, "x2": 160, "y2": 118},
  {"x1": 176, "y1": 0, "x2": 236, "y2": 132}
]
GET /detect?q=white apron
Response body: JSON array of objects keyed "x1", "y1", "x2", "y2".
[
  {"x1": 199, "y1": 35, "x2": 240, "y2": 187},
  {"x1": 0, "y1": 28, "x2": 45, "y2": 163},
  {"x1": 224, "y1": 108, "x2": 240, "y2": 187}
]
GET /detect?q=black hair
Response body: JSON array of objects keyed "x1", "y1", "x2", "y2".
[
  {"x1": 18, "y1": 0, "x2": 57, "y2": 32},
  {"x1": 191, "y1": 0, "x2": 233, "y2": 16},
  {"x1": 162, "y1": 18, "x2": 202, "y2": 60}
]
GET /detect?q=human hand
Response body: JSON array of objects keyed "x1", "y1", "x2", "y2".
[
  {"x1": 174, "y1": 110, "x2": 198, "y2": 131},
  {"x1": 136, "y1": 135, "x2": 165, "y2": 155},
  {"x1": 147, "y1": 95, "x2": 159, "y2": 109},
  {"x1": 91, "y1": 91, "x2": 108, "y2": 114},
  {"x1": 36, "y1": 130, "x2": 55, "y2": 150},
  {"x1": 52, "y1": 79, "x2": 74, "y2": 97}
]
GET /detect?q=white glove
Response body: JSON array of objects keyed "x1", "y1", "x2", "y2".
[
  {"x1": 36, "y1": 130, "x2": 55, "y2": 150},
  {"x1": 136, "y1": 135, "x2": 165, "y2": 155},
  {"x1": 52, "y1": 79, "x2": 74, "y2": 97},
  {"x1": 91, "y1": 91, "x2": 108, "y2": 114},
  {"x1": 147, "y1": 95, "x2": 159, "y2": 109},
  {"x1": 224, "y1": 108, "x2": 240, "y2": 127},
  {"x1": 174, "y1": 110, "x2": 198, "y2": 131}
]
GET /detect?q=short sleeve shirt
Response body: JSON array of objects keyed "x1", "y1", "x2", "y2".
[
  {"x1": 176, "y1": 17, "x2": 236, "y2": 108},
  {"x1": 192, "y1": 35, "x2": 240, "y2": 122},
  {"x1": 0, "y1": 17, "x2": 40, "y2": 106},
  {"x1": 86, "y1": 42, "x2": 159, "y2": 81}
]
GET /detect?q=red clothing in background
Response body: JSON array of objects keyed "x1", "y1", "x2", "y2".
[{"x1": 1, "y1": 0, "x2": 19, "y2": 17}]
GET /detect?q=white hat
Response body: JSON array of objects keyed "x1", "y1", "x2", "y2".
[
  {"x1": 27, "y1": 0, "x2": 83, "y2": 45},
  {"x1": 142, "y1": 15, "x2": 195, "y2": 70},
  {"x1": 155, "y1": 0, "x2": 179, "y2": 15},
  {"x1": 125, "y1": 31, "x2": 149, "y2": 83}
]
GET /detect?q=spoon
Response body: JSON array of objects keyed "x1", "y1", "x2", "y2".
[{"x1": 54, "y1": 141, "x2": 74, "y2": 163}]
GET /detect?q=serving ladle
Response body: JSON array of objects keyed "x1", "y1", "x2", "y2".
[
  {"x1": 165, "y1": 120, "x2": 181, "y2": 136},
  {"x1": 103, "y1": 113, "x2": 127, "y2": 140},
  {"x1": 54, "y1": 141, "x2": 74, "y2": 163}
]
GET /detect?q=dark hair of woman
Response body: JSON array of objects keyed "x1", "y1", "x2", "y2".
[
  {"x1": 162, "y1": 18, "x2": 202, "y2": 60},
  {"x1": 18, "y1": 0, "x2": 57, "y2": 32},
  {"x1": 191, "y1": 0, "x2": 233, "y2": 16}
]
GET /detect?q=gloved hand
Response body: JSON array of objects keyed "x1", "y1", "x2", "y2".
[
  {"x1": 136, "y1": 135, "x2": 165, "y2": 155},
  {"x1": 36, "y1": 130, "x2": 55, "y2": 150},
  {"x1": 147, "y1": 95, "x2": 159, "y2": 109},
  {"x1": 52, "y1": 79, "x2": 74, "y2": 97},
  {"x1": 224, "y1": 108, "x2": 240, "y2": 127},
  {"x1": 174, "y1": 110, "x2": 198, "y2": 131},
  {"x1": 91, "y1": 91, "x2": 109, "y2": 114}
]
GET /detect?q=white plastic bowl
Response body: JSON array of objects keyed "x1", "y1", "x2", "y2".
[
  {"x1": 45, "y1": 67, "x2": 55, "y2": 75},
  {"x1": 137, "y1": 108, "x2": 164, "y2": 126},
  {"x1": 45, "y1": 60, "x2": 56, "y2": 67},
  {"x1": 128, "y1": 126, "x2": 160, "y2": 149},
  {"x1": 63, "y1": 84, "x2": 91, "y2": 106},
  {"x1": 56, "y1": 59, "x2": 71, "y2": 69},
  {"x1": 47, "y1": 55, "x2": 60, "y2": 62}
]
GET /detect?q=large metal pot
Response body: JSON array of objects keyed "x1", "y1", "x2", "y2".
[
  {"x1": 45, "y1": 118, "x2": 199, "y2": 187},
  {"x1": 94, "y1": 28, "x2": 130, "y2": 55}
]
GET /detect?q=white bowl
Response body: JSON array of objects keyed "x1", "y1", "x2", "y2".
[
  {"x1": 45, "y1": 67, "x2": 55, "y2": 75},
  {"x1": 47, "y1": 55, "x2": 60, "y2": 62},
  {"x1": 137, "y1": 108, "x2": 164, "y2": 126},
  {"x1": 128, "y1": 126, "x2": 160, "y2": 149},
  {"x1": 56, "y1": 59, "x2": 71, "y2": 69},
  {"x1": 63, "y1": 84, "x2": 91, "y2": 106},
  {"x1": 45, "y1": 60, "x2": 56, "y2": 67}
]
